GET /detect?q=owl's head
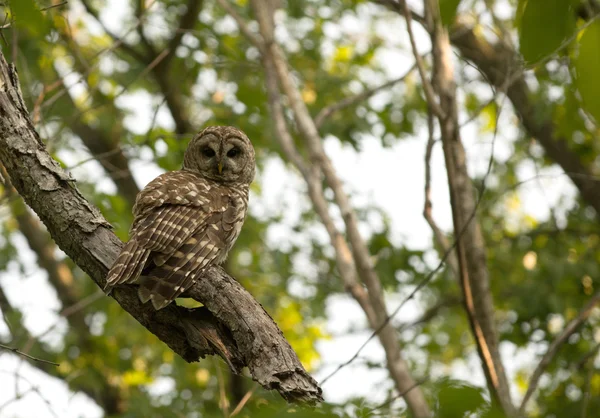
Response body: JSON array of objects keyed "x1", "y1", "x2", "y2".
[{"x1": 183, "y1": 126, "x2": 256, "y2": 184}]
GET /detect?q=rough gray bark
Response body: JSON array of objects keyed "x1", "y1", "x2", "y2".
[{"x1": 0, "y1": 52, "x2": 322, "y2": 404}]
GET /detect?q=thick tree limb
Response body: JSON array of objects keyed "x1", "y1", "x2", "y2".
[
  {"x1": 0, "y1": 166, "x2": 129, "y2": 414},
  {"x1": 0, "y1": 52, "x2": 321, "y2": 404}
]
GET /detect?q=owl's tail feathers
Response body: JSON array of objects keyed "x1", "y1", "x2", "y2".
[
  {"x1": 105, "y1": 240, "x2": 150, "y2": 293},
  {"x1": 138, "y1": 276, "x2": 176, "y2": 310}
]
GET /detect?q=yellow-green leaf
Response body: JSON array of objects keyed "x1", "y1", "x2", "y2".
[
  {"x1": 440, "y1": 0, "x2": 462, "y2": 27},
  {"x1": 10, "y1": 0, "x2": 50, "y2": 37},
  {"x1": 519, "y1": 0, "x2": 574, "y2": 64},
  {"x1": 575, "y1": 20, "x2": 600, "y2": 123}
]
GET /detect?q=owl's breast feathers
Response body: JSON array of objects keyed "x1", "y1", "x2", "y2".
[{"x1": 106, "y1": 170, "x2": 249, "y2": 310}]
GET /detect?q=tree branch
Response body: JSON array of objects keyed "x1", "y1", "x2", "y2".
[
  {"x1": 419, "y1": 0, "x2": 515, "y2": 414},
  {"x1": 401, "y1": 2, "x2": 444, "y2": 118},
  {"x1": 519, "y1": 291, "x2": 600, "y2": 413},
  {"x1": 0, "y1": 343, "x2": 59, "y2": 366},
  {"x1": 423, "y1": 106, "x2": 458, "y2": 276},
  {"x1": 314, "y1": 63, "x2": 417, "y2": 130},
  {"x1": 450, "y1": 22, "x2": 600, "y2": 218},
  {"x1": 80, "y1": 0, "x2": 194, "y2": 134},
  {"x1": 163, "y1": 0, "x2": 204, "y2": 67},
  {"x1": 0, "y1": 52, "x2": 321, "y2": 404},
  {"x1": 259, "y1": 23, "x2": 377, "y2": 326},
  {"x1": 221, "y1": 1, "x2": 431, "y2": 415}
]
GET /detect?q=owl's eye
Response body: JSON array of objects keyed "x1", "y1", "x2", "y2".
[
  {"x1": 202, "y1": 147, "x2": 216, "y2": 157},
  {"x1": 227, "y1": 148, "x2": 240, "y2": 158}
]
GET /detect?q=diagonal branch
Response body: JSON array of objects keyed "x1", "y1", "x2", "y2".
[
  {"x1": 449, "y1": 23, "x2": 600, "y2": 218},
  {"x1": 259, "y1": 24, "x2": 377, "y2": 326},
  {"x1": 519, "y1": 291, "x2": 600, "y2": 413},
  {"x1": 402, "y1": 2, "x2": 444, "y2": 119},
  {"x1": 80, "y1": 0, "x2": 194, "y2": 134},
  {"x1": 314, "y1": 63, "x2": 417, "y2": 130},
  {"x1": 0, "y1": 52, "x2": 321, "y2": 404},
  {"x1": 0, "y1": 343, "x2": 59, "y2": 366},
  {"x1": 223, "y1": 1, "x2": 431, "y2": 416}
]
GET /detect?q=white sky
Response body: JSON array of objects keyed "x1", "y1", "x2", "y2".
[{"x1": 0, "y1": 0, "x2": 585, "y2": 417}]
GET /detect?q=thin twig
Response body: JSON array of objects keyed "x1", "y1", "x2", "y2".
[
  {"x1": 314, "y1": 63, "x2": 417, "y2": 129},
  {"x1": 230, "y1": 385, "x2": 257, "y2": 417},
  {"x1": 40, "y1": 1, "x2": 68, "y2": 11},
  {"x1": 422, "y1": 105, "x2": 458, "y2": 276},
  {"x1": 519, "y1": 291, "x2": 600, "y2": 413},
  {"x1": 401, "y1": 1, "x2": 444, "y2": 118},
  {"x1": 368, "y1": 378, "x2": 429, "y2": 413},
  {"x1": 0, "y1": 343, "x2": 59, "y2": 366},
  {"x1": 215, "y1": 0, "x2": 263, "y2": 50}
]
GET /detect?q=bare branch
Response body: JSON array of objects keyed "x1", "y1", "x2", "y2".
[
  {"x1": 163, "y1": 0, "x2": 205, "y2": 67},
  {"x1": 519, "y1": 292, "x2": 600, "y2": 413},
  {"x1": 39, "y1": 2, "x2": 69, "y2": 12},
  {"x1": 314, "y1": 63, "x2": 417, "y2": 129},
  {"x1": 237, "y1": 1, "x2": 431, "y2": 415},
  {"x1": 0, "y1": 344, "x2": 59, "y2": 366},
  {"x1": 259, "y1": 28, "x2": 377, "y2": 325},
  {"x1": 450, "y1": 22, "x2": 600, "y2": 218},
  {"x1": 401, "y1": 2, "x2": 444, "y2": 118},
  {"x1": 423, "y1": 106, "x2": 458, "y2": 276}
]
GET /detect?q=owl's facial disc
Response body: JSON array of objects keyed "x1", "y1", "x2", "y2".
[
  {"x1": 218, "y1": 137, "x2": 247, "y2": 177},
  {"x1": 184, "y1": 126, "x2": 255, "y2": 184}
]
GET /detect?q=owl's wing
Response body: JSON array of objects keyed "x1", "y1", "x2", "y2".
[
  {"x1": 105, "y1": 205, "x2": 212, "y2": 285},
  {"x1": 105, "y1": 171, "x2": 231, "y2": 307},
  {"x1": 137, "y1": 215, "x2": 231, "y2": 310}
]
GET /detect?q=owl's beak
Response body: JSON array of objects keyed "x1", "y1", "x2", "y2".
[{"x1": 217, "y1": 161, "x2": 223, "y2": 174}]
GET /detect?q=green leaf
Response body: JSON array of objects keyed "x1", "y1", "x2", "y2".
[
  {"x1": 575, "y1": 20, "x2": 600, "y2": 123},
  {"x1": 436, "y1": 380, "x2": 487, "y2": 417},
  {"x1": 10, "y1": 0, "x2": 51, "y2": 37},
  {"x1": 519, "y1": 0, "x2": 575, "y2": 64},
  {"x1": 440, "y1": 0, "x2": 462, "y2": 27}
]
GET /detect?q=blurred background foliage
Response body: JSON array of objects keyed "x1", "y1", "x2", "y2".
[{"x1": 0, "y1": 0, "x2": 599, "y2": 417}]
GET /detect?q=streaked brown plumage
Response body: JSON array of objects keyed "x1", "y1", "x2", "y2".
[{"x1": 105, "y1": 126, "x2": 255, "y2": 310}]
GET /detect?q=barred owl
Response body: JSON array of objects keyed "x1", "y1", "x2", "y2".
[{"x1": 105, "y1": 126, "x2": 255, "y2": 310}]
